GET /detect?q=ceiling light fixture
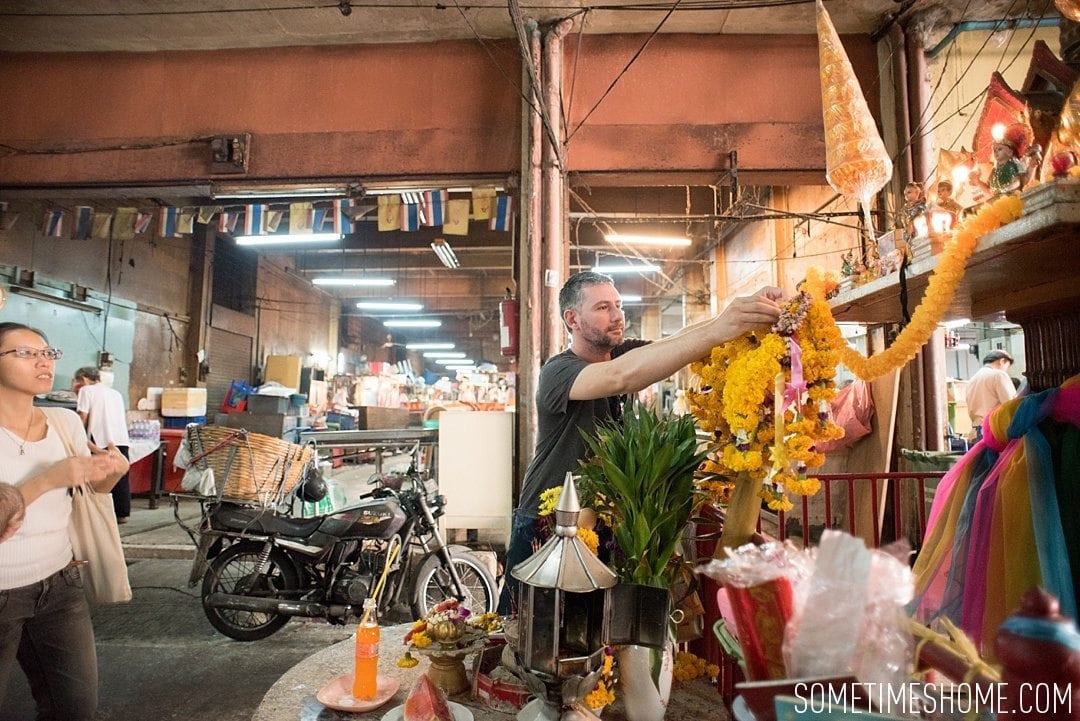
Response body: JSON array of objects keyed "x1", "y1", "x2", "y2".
[
  {"x1": 437, "y1": 358, "x2": 474, "y2": 366},
  {"x1": 620, "y1": 294, "x2": 643, "y2": 303},
  {"x1": 431, "y1": 238, "x2": 461, "y2": 269},
  {"x1": 406, "y1": 342, "x2": 455, "y2": 350},
  {"x1": 604, "y1": 233, "x2": 691, "y2": 247},
  {"x1": 356, "y1": 301, "x2": 424, "y2": 312},
  {"x1": 384, "y1": 319, "x2": 442, "y2": 328},
  {"x1": 235, "y1": 232, "x2": 342, "y2": 247},
  {"x1": 214, "y1": 185, "x2": 349, "y2": 200},
  {"x1": 422, "y1": 351, "x2": 467, "y2": 359},
  {"x1": 312, "y1": 277, "x2": 395, "y2": 287}
]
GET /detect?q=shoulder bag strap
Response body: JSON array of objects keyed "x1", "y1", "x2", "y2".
[{"x1": 41, "y1": 407, "x2": 79, "y2": 458}]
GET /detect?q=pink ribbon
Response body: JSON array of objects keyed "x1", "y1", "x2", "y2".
[{"x1": 783, "y1": 338, "x2": 807, "y2": 410}]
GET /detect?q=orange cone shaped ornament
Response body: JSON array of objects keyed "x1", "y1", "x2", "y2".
[
  {"x1": 817, "y1": 0, "x2": 892, "y2": 206},
  {"x1": 1056, "y1": 0, "x2": 1080, "y2": 23}
]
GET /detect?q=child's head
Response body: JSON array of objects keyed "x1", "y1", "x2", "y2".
[
  {"x1": 903, "y1": 182, "x2": 923, "y2": 203},
  {"x1": 0, "y1": 484, "x2": 25, "y2": 542}
]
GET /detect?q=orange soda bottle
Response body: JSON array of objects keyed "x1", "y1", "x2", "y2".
[{"x1": 352, "y1": 599, "x2": 379, "y2": 699}]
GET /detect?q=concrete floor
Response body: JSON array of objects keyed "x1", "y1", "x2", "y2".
[{"x1": 2, "y1": 454, "x2": 505, "y2": 721}]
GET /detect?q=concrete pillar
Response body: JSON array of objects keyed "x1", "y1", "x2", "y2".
[{"x1": 541, "y1": 20, "x2": 572, "y2": 360}]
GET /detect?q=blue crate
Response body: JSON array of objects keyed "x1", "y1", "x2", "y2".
[{"x1": 162, "y1": 415, "x2": 206, "y2": 429}]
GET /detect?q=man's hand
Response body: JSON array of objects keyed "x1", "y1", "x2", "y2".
[{"x1": 713, "y1": 286, "x2": 785, "y2": 339}]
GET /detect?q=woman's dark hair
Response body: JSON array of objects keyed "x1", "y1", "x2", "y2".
[{"x1": 0, "y1": 322, "x2": 49, "y2": 346}]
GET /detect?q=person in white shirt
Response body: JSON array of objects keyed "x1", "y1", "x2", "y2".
[
  {"x1": 0, "y1": 322, "x2": 128, "y2": 721},
  {"x1": 74, "y1": 366, "x2": 132, "y2": 523},
  {"x1": 965, "y1": 350, "x2": 1017, "y2": 440}
]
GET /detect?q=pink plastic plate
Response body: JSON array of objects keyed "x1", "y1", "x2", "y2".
[{"x1": 316, "y1": 674, "x2": 401, "y2": 713}]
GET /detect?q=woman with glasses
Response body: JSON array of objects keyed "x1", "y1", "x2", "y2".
[{"x1": 0, "y1": 322, "x2": 129, "y2": 721}]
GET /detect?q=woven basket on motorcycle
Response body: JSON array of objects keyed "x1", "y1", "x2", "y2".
[{"x1": 185, "y1": 425, "x2": 314, "y2": 507}]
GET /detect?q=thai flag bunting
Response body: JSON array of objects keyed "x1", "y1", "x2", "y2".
[
  {"x1": 266, "y1": 209, "x2": 283, "y2": 233},
  {"x1": 489, "y1": 195, "x2": 513, "y2": 232},
  {"x1": 133, "y1": 211, "x2": 153, "y2": 235},
  {"x1": 289, "y1": 202, "x2": 314, "y2": 234},
  {"x1": 178, "y1": 208, "x2": 195, "y2": 235},
  {"x1": 42, "y1": 210, "x2": 64, "y2": 237},
  {"x1": 333, "y1": 198, "x2": 354, "y2": 234},
  {"x1": 197, "y1": 206, "x2": 222, "y2": 225},
  {"x1": 423, "y1": 190, "x2": 447, "y2": 227},
  {"x1": 400, "y1": 203, "x2": 422, "y2": 232},
  {"x1": 91, "y1": 212, "x2": 112, "y2": 241},
  {"x1": 244, "y1": 204, "x2": 266, "y2": 235},
  {"x1": 217, "y1": 212, "x2": 231, "y2": 233},
  {"x1": 158, "y1": 207, "x2": 180, "y2": 238},
  {"x1": 443, "y1": 199, "x2": 470, "y2": 236},
  {"x1": 73, "y1": 206, "x2": 93, "y2": 240},
  {"x1": 400, "y1": 192, "x2": 426, "y2": 225},
  {"x1": 313, "y1": 208, "x2": 326, "y2": 231},
  {"x1": 377, "y1": 196, "x2": 401, "y2": 231},
  {"x1": 113, "y1": 208, "x2": 136, "y2": 240}
]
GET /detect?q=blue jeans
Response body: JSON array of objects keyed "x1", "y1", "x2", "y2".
[
  {"x1": 498, "y1": 511, "x2": 540, "y2": 616},
  {"x1": 0, "y1": 565, "x2": 98, "y2": 721}
]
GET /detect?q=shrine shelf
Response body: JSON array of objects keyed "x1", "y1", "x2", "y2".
[{"x1": 829, "y1": 181, "x2": 1080, "y2": 325}]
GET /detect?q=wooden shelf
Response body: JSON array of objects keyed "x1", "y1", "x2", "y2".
[{"x1": 830, "y1": 181, "x2": 1080, "y2": 324}]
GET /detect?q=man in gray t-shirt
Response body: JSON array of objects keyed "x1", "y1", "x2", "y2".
[{"x1": 498, "y1": 271, "x2": 783, "y2": 614}]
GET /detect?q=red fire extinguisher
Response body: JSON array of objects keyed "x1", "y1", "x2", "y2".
[{"x1": 499, "y1": 288, "x2": 519, "y2": 358}]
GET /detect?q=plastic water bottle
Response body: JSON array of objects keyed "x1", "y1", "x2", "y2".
[{"x1": 352, "y1": 598, "x2": 379, "y2": 699}]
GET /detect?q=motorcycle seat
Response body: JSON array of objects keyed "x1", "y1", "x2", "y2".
[{"x1": 210, "y1": 503, "x2": 324, "y2": 539}]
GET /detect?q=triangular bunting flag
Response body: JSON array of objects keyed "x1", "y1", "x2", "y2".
[
  {"x1": 197, "y1": 205, "x2": 223, "y2": 225},
  {"x1": 313, "y1": 208, "x2": 327, "y2": 231},
  {"x1": 378, "y1": 196, "x2": 401, "y2": 232},
  {"x1": 489, "y1": 195, "x2": 513, "y2": 232},
  {"x1": 266, "y1": 209, "x2": 283, "y2": 233},
  {"x1": 289, "y1": 202, "x2": 314, "y2": 234},
  {"x1": 472, "y1": 187, "x2": 497, "y2": 220},
  {"x1": 443, "y1": 199, "x2": 470, "y2": 236},
  {"x1": 91, "y1": 212, "x2": 113, "y2": 241},
  {"x1": 134, "y1": 211, "x2": 153, "y2": 235},
  {"x1": 73, "y1": 206, "x2": 93, "y2": 240},
  {"x1": 42, "y1": 210, "x2": 65, "y2": 237}
]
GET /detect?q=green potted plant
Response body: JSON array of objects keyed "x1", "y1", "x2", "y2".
[{"x1": 576, "y1": 401, "x2": 711, "y2": 721}]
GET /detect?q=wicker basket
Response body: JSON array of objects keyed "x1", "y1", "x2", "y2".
[{"x1": 186, "y1": 425, "x2": 314, "y2": 506}]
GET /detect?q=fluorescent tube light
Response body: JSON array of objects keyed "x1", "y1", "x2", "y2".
[
  {"x1": 356, "y1": 301, "x2": 424, "y2": 312},
  {"x1": 592, "y1": 262, "x2": 661, "y2": 274},
  {"x1": 384, "y1": 319, "x2": 442, "y2": 328},
  {"x1": 431, "y1": 239, "x2": 460, "y2": 269},
  {"x1": 406, "y1": 343, "x2": 455, "y2": 350},
  {"x1": 605, "y1": 233, "x2": 691, "y2": 247},
  {"x1": 620, "y1": 294, "x2": 643, "y2": 303},
  {"x1": 235, "y1": 233, "x2": 342, "y2": 246},
  {"x1": 437, "y1": 358, "x2": 474, "y2": 366},
  {"x1": 423, "y1": 352, "x2": 467, "y2": 359},
  {"x1": 214, "y1": 185, "x2": 349, "y2": 200},
  {"x1": 312, "y1": 277, "x2": 395, "y2": 287}
]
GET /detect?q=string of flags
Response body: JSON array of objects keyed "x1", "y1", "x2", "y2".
[{"x1": 30, "y1": 189, "x2": 513, "y2": 241}]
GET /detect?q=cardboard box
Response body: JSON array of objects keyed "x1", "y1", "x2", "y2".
[
  {"x1": 354, "y1": 406, "x2": 410, "y2": 430},
  {"x1": 247, "y1": 394, "x2": 290, "y2": 414},
  {"x1": 264, "y1": 355, "x2": 302, "y2": 389},
  {"x1": 161, "y1": 388, "x2": 208, "y2": 417},
  {"x1": 223, "y1": 412, "x2": 298, "y2": 438}
]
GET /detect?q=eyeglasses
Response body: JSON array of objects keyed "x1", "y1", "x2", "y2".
[{"x1": 0, "y1": 347, "x2": 64, "y2": 361}]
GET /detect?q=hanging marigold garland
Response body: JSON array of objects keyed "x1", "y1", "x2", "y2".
[{"x1": 688, "y1": 193, "x2": 1025, "y2": 514}]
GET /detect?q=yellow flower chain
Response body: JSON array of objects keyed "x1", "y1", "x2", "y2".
[
  {"x1": 813, "y1": 194, "x2": 1024, "y2": 381},
  {"x1": 673, "y1": 650, "x2": 720, "y2": 682},
  {"x1": 585, "y1": 650, "x2": 617, "y2": 709}
]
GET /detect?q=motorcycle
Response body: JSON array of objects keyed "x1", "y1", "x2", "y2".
[{"x1": 177, "y1": 462, "x2": 498, "y2": 641}]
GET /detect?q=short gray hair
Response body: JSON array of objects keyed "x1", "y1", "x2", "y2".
[
  {"x1": 74, "y1": 366, "x2": 101, "y2": 382},
  {"x1": 559, "y1": 271, "x2": 615, "y2": 319},
  {"x1": 982, "y1": 350, "x2": 1013, "y2": 365}
]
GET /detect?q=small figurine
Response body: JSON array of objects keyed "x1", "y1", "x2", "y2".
[
  {"x1": 1025, "y1": 142, "x2": 1043, "y2": 187},
  {"x1": 897, "y1": 182, "x2": 928, "y2": 239},
  {"x1": 932, "y1": 179, "x2": 964, "y2": 228},
  {"x1": 971, "y1": 123, "x2": 1031, "y2": 199},
  {"x1": 840, "y1": 250, "x2": 856, "y2": 277}
]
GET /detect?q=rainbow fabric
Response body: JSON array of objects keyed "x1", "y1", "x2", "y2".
[{"x1": 912, "y1": 374, "x2": 1080, "y2": 655}]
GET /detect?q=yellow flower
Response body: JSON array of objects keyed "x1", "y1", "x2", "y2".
[
  {"x1": 538, "y1": 486, "x2": 562, "y2": 516},
  {"x1": 411, "y1": 631, "x2": 432, "y2": 649},
  {"x1": 397, "y1": 652, "x2": 420, "y2": 668},
  {"x1": 578, "y1": 527, "x2": 600, "y2": 555}
]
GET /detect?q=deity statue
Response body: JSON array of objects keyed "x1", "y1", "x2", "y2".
[
  {"x1": 840, "y1": 250, "x2": 856, "y2": 277},
  {"x1": 971, "y1": 123, "x2": 1032, "y2": 199},
  {"x1": 897, "y1": 182, "x2": 928, "y2": 239},
  {"x1": 932, "y1": 180, "x2": 964, "y2": 226}
]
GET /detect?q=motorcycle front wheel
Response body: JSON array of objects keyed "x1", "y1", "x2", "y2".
[
  {"x1": 202, "y1": 541, "x2": 300, "y2": 641},
  {"x1": 411, "y1": 550, "x2": 498, "y2": 619}
]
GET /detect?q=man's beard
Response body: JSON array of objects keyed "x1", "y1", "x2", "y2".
[{"x1": 578, "y1": 323, "x2": 623, "y2": 353}]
